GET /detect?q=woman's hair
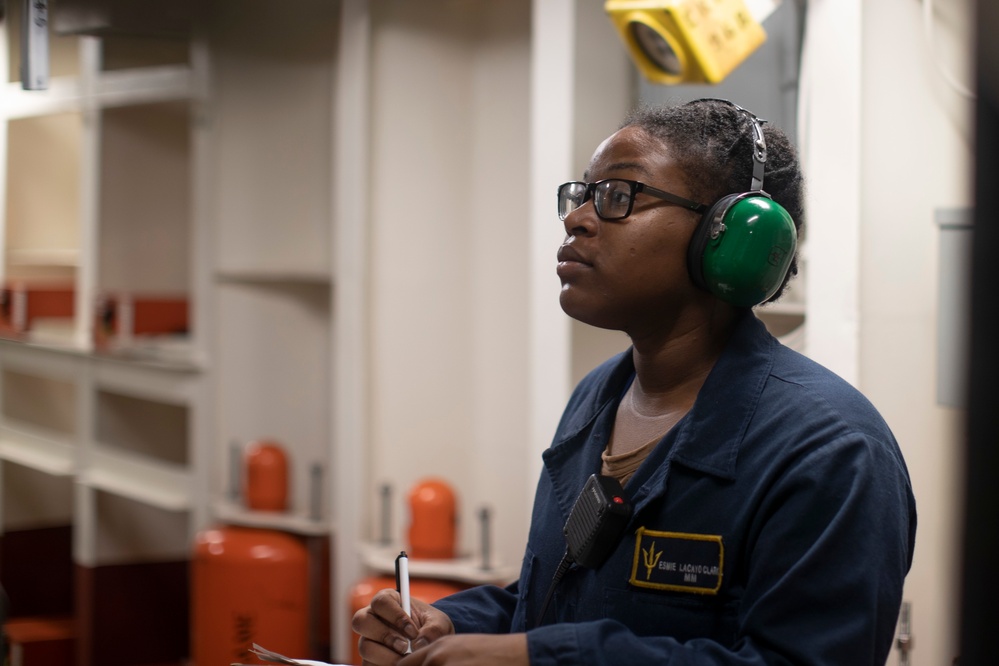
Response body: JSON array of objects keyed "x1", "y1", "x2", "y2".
[{"x1": 621, "y1": 98, "x2": 806, "y2": 303}]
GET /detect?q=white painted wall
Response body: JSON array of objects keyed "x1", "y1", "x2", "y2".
[
  {"x1": 803, "y1": 0, "x2": 973, "y2": 663},
  {"x1": 799, "y1": 0, "x2": 862, "y2": 382},
  {"x1": 860, "y1": 1, "x2": 972, "y2": 664},
  {"x1": 367, "y1": 0, "x2": 532, "y2": 571}
]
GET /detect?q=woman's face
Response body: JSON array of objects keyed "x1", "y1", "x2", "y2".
[{"x1": 556, "y1": 125, "x2": 708, "y2": 336}]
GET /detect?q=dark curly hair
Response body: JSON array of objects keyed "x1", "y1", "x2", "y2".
[{"x1": 621, "y1": 98, "x2": 805, "y2": 304}]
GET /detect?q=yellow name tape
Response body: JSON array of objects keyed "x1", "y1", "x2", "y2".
[{"x1": 630, "y1": 527, "x2": 724, "y2": 594}]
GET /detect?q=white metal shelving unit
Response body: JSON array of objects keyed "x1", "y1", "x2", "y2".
[
  {"x1": 0, "y1": 4, "x2": 210, "y2": 663},
  {"x1": 0, "y1": 4, "x2": 209, "y2": 557},
  {"x1": 0, "y1": 1, "x2": 343, "y2": 660}
]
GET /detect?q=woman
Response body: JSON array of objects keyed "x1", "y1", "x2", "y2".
[{"x1": 352, "y1": 99, "x2": 916, "y2": 666}]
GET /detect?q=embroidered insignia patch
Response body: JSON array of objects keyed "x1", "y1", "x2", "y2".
[{"x1": 629, "y1": 527, "x2": 724, "y2": 594}]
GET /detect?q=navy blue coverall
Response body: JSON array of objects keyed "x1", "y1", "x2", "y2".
[{"x1": 433, "y1": 313, "x2": 916, "y2": 665}]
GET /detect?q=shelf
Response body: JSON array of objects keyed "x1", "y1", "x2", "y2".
[
  {"x1": 0, "y1": 334, "x2": 202, "y2": 373},
  {"x1": 0, "y1": 337, "x2": 88, "y2": 370},
  {"x1": 216, "y1": 269, "x2": 333, "y2": 285},
  {"x1": 1, "y1": 66, "x2": 195, "y2": 121},
  {"x1": 213, "y1": 500, "x2": 330, "y2": 536},
  {"x1": 92, "y1": 354, "x2": 202, "y2": 402},
  {"x1": 755, "y1": 301, "x2": 805, "y2": 316},
  {"x1": 24, "y1": 320, "x2": 78, "y2": 347},
  {"x1": 94, "y1": 337, "x2": 199, "y2": 369},
  {"x1": 755, "y1": 308, "x2": 805, "y2": 339},
  {"x1": 0, "y1": 425, "x2": 76, "y2": 476},
  {"x1": 359, "y1": 543, "x2": 519, "y2": 586},
  {"x1": 1, "y1": 78, "x2": 85, "y2": 120},
  {"x1": 95, "y1": 65, "x2": 194, "y2": 108},
  {"x1": 5, "y1": 247, "x2": 80, "y2": 267},
  {"x1": 83, "y1": 447, "x2": 191, "y2": 512}
]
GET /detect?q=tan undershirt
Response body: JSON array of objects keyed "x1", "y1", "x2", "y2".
[{"x1": 602, "y1": 381, "x2": 682, "y2": 486}]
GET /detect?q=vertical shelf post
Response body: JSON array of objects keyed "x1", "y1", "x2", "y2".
[
  {"x1": 75, "y1": 36, "x2": 101, "y2": 351},
  {"x1": 331, "y1": 0, "x2": 371, "y2": 658}
]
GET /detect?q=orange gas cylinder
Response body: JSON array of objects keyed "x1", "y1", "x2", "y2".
[
  {"x1": 244, "y1": 440, "x2": 289, "y2": 511},
  {"x1": 406, "y1": 479, "x2": 457, "y2": 560},
  {"x1": 192, "y1": 526, "x2": 309, "y2": 666},
  {"x1": 348, "y1": 575, "x2": 466, "y2": 665}
]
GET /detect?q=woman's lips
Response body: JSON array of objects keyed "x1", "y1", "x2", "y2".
[{"x1": 556, "y1": 244, "x2": 591, "y2": 279}]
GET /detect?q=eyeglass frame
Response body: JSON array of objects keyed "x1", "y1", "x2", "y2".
[{"x1": 557, "y1": 178, "x2": 708, "y2": 222}]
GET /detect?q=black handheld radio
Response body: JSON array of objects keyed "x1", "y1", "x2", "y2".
[{"x1": 535, "y1": 474, "x2": 633, "y2": 626}]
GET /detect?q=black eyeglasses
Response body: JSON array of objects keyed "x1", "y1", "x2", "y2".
[{"x1": 557, "y1": 178, "x2": 708, "y2": 221}]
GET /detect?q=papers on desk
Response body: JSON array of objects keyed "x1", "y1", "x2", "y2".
[{"x1": 229, "y1": 642, "x2": 352, "y2": 666}]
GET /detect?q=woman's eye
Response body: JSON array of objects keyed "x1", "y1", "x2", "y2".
[{"x1": 610, "y1": 190, "x2": 630, "y2": 206}]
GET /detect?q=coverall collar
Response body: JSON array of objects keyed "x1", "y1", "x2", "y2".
[{"x1": 542, "y1": 312, "x2": 776, "y2": 520}]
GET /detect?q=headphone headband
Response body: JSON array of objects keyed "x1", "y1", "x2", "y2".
[
  {"x1": 686, "y1": 98, "x2": 769, "y2": 191},
  {"x1": 747, "y1": 113, "x2": 767, "y2": 192}
]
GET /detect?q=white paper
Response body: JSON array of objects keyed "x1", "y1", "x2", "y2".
[{"x1": 228, "y1": 643, "x2": 352, "y2": 666}]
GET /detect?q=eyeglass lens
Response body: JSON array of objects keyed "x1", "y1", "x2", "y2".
[
  {"x1": 558, "y1": 182, "x2": 588, "y2": 220},
  {"x1": 559, "y1": 180, "x2": 636, "y2": 221}
]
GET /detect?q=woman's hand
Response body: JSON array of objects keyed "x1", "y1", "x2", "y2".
[
  {"x1": 352, "y1": 589, "x2": 455, "y2": 665},
  {"x1": 399, "y1": 633, "x2": 529, "y2": 666}
]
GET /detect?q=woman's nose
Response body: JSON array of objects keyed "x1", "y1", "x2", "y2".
[{"x1": 562, "y1": 203, "x2": 599, "y2": 237}]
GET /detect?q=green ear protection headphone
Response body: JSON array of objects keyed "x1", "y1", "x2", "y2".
[{"x1": 686, "y1": 101, "x2": 798, "y2": 308}]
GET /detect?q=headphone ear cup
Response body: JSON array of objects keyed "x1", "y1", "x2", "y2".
[
  {"x1": 688, "y1": 193, "x2": 797, "y2": 307},
  {"x1": 687, "y1": 193, "x2": 744, "y2": 293}
]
